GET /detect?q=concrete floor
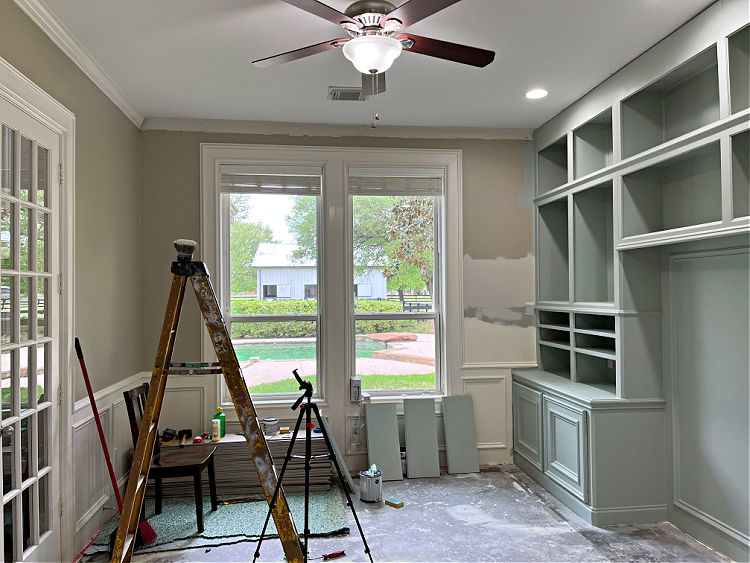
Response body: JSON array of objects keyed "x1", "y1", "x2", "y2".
[{"x1": 124, "y1": 465, "x2": 728, "y2": 562}]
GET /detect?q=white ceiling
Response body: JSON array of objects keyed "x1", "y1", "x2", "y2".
[{"x1": 38, "y1": 0, "x2": 715, "y2": 129}]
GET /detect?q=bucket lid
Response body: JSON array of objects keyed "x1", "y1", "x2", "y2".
[{"x1": 262, "y1": 417, "x2": 279, "y2": 422}]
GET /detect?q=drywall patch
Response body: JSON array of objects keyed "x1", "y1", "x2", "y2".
[
  {"x1": 462, "y1": 253, "x2": 536, "y2": 364},
  {"x1": 463, "y1": 253, "x2": 535, "y2": 328},
  {"x1": 519, "y1": 141, "x2": 535, "y2": 208}
]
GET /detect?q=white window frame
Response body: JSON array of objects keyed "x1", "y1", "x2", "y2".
[{"x1": 200, "y1": 144, "x2": 462, "y2": 410}]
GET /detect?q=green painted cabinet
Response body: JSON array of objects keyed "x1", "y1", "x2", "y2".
[
  {"x1": 512, "y1": 383, "x2": 543, "y2": 470},
  {"x1": 543, "y1": 395, "x2": 589, "y2": 503}
]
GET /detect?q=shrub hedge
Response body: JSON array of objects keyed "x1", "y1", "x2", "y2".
[{"x1": 230, "y1": 299, "x2": 432, "y2": 338}]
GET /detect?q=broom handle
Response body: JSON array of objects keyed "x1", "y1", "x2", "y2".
[{"x1": 75, "y1": 338, "x2": 123, "y2": 512}]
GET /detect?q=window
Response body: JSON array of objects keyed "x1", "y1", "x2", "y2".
[
  {"x1": 262, "y1": 284, "x2": 277, "y2": 299},
  {"x1": 221, "y1": 165, "x2": 321, "y2": 396},
  {"x1": 349, "y1": 169, "x2": 442, "y2": 393},
  {"x1": 304, "y1": 284, "x2": 317, "y2": 299},
  {"x1": 202, "y1": 145, "x2": 461, "y2": 405}
]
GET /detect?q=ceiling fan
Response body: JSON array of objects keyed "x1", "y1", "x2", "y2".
[{"x1": 252, "y1": 0, "x2": 495, "y2": 96}]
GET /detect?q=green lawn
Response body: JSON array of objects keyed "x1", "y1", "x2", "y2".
[
  {"x1": 246, "y1": 373, "x2": 435, "y2": 394},
  {"x1": 1, "y1": 385, "x2": 45, "y2": 406}
]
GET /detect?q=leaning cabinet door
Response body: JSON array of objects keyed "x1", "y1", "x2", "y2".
[
  {"x1": 543, "y1": 396, "x2": 589, "y2": 503},
  {"x1": 512, "y1": 383, "x2": 543, "y2": 469}
]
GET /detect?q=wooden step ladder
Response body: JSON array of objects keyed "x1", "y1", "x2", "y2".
[{"x1": 111, "y1": 239, "x2": 303, "y2": 563}]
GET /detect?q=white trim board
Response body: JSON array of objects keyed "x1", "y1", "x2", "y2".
[
  {"x1": 13, "y1": 0, "x2": 144, "y2": 127},
  {"x1": 143, "y1": 117, "x2": 533, "y2": 140}
]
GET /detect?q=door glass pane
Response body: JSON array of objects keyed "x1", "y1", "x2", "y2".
[
  {"x1": 22, "y1": 486, "x2": 31, "y2": 552},
  {"x1": 21, "y1": 415, "x2": 31, "y2": 479},
  {"x1": 19, "y1": 207, "x2": 29, "y2": 271},
  {"x1": 19, "y1": 136, "x2": 31, "y2": 202},
  {"x1": 37, "y1": 146, "x2": 47, "y2": 208},
  {"x1": 352, "y1": 195, "x2": 435, "y2": 312},
  {"x1": 36, "y1": 212, "x2": 47, "y2": 272},
  {"x1": 230, "y1": 320, "x2": 317, "y2": 394},
  {"x1": 1, "y1": 352, "x2": 10, "y2": 421},
  {"x1": 1, "y1": 126, "x2": 14, "y2": 196},
  {"x1": 3, "y1": 500, "x2": 12, "y2": 562},
  {"x1": 37, "y1": 407, "x2": 47, "y2": 469},
  {"x1": 2, "y1": 424, "x2": 15, "y2": 493},
  {"x1": 19, "y1": 277, "x2": 30, "y2": 342},
  {"x1": 20, "y1": 347, "x2": 31, "y2": 411},
  {"x1": 354, "y1": 318, "x2": 436, "y2": 391},
  {"x1": 38, "y1": 473, "x2": 49, "y2": 535},
  {"x1": 37, "y1": 278, "x2": 47, "y2": 337},
  {"x1": 1, "y1": 201, "x2": 12, "y2": 269},
  {"x1": 36, "y1": 344, "x2": 47, "y2": 404},
  {"x1": 1, "y1": 276, "x2": 13, "y2": 345}
]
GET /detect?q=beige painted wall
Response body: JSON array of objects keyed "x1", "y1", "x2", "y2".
[
  {"x1": 0, "y1": 0, "x2": 141, "y2": 400},
  {"x1": 139, "y1": 131, "x2": 534, "y2": 368}
]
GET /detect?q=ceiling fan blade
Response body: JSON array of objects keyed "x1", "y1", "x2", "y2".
[
  {"x1": 280, "y1": 0, "x2": 362, "y2": 28},
  {"x1": 362, "y1": 72, "x2": 386, "y2": 96},
  {"x1": 252, "y1": 37, "x2": 348, "y2": 67},
  {"x1": 397, "y1": 33, "x2": 495, "y2": 67},
  {"x1": 381, "y1": 0, "x2": 462, "y2": 28}
]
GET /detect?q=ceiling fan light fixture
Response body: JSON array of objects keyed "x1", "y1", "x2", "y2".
[{"x1": 342, "y1": 35, "x2": 403, "y2": 74}]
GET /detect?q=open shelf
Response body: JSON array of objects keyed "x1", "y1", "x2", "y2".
[
  {"x1": 575, "y1": 353, "x2": 616, "y2": 394},
  {"x1": 539, "y1": 345, "x2": 571, "y2": 380},
  {"x1": 538, "y1": 199, "x2": 569, "y2": 302},
  {"x1": 574, "y1": 313, "x2": 615, "y2": 336},
  {"x1": 537, "y1": 136, "x2": 568, "y2": 194},
  {"x1": 539, "y1": 327, "x2": 570, "y2": 346},
  {"x1": 574, "y1": 181, "x2": 614, "y2": 303},
  {"x1": 575, "y1": 333, "x2": 616, "y2": 360},
  {"x1": 622, "y1": 46, "x2": 719, "y2": 158},
  {"x1": 622, "y1": 142, "x2": 721, "y2": 237},
  {"x1": 573, "y1": 109, "x2": 613, "y2": 179},
  {"x1": 729, "y1": 26, "x2": 749, "y2": 114},
  {"x1": 732, "y1": 130, "x2": 749, "y2": 218},
  {"x1": 538, "y1": 310, "x2": 570, "y2": 329}
]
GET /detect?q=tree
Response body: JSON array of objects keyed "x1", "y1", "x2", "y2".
[
  {"x1": 286, "y1": 195, "x2": 434, "y2": 300},
  {"x1": 229, "y1": 195, "x2": 275, "y2": 296}
]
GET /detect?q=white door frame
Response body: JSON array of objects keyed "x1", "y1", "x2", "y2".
[{"x1": 0, "y1": 56, "x2": 75, "y2": 561}]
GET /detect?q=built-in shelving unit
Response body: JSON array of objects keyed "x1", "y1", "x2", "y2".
[
  {"x1": 515, "y1": 4, "x2": 749, "y2": 542},
  {"x1": 729, "y1": 25, "x2": 749, "y2": 114},
  {"x1": 537, "y1": 199, "x2": 568, "y2": 302},
  {"x1": 733, "y1": 130, "x2": 749, "y2": 218},
  {"x1": 574, "y1": 182, "x2": 614, "y2": 303},
  {"x1": 622, "y1": 142, "x2": 722, "y2": 238},
  {"x1": 621, "y1": 46, "x2": 719, "y2": 159},
  {"x1": 573, "y1": 109, "x2": 612, "y2": 179},
  {"x1": 537, "y1": 136, "x2": 568, "y2": 194}
]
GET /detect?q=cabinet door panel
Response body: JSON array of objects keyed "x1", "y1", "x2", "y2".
[
  {"x1": 543, "y1": 396, "x2": 589, "y2": 502},
  {"x1": 513, "y1": 383, "x2": 543, "y2": 469}
]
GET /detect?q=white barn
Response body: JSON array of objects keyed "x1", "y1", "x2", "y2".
[{"x1": 252, "y1": 243, "x2": 387, "y2": 300}]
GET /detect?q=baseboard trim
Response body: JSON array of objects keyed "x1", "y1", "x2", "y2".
[
  {"x1": 671, "y1": 503, "x2": 749, "y2": 562},
  {"x1": 516, "y1": 455, "x2": 669, "y2": 527}
]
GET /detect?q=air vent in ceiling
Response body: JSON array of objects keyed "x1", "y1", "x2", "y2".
[{"x1": 327, "y1": 86, "x2": 367, "y2": 101}]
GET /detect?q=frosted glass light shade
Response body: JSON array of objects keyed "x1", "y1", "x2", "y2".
[{"x1": 342, "y1": 35, "x2": 403, "y2": 74}]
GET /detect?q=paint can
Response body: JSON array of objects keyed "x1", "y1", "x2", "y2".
[
  {"x1": 261, "y1": 417, "x2": 279, "y2": 435},
  {"x1": 358, "y1": 469, "x2": 382, "y2": 503}
]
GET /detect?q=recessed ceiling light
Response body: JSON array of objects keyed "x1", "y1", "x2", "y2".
[{"x1": 525, "y1": 88, "x2": 549, "y2": 100}]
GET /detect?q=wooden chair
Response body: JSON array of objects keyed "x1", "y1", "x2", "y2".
[{"x1": 123, "y1": 383, "x2": 218, "y2": 533}]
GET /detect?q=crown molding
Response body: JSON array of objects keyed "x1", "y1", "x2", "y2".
[
  {"x1": 14, "y1": 0, "x2": 144, "y2": 128},
  {"x1": 141, "y1": 117, "x2": 534, "y2": 140}
]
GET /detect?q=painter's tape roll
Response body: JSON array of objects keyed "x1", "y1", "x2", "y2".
[{"x1": 359, "y1": 469, "x2": 382, "y2": 502}]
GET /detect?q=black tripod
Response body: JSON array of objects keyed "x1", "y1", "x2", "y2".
[{"x1": 253, "y1": 370, "x2": 373, "y2": 563}]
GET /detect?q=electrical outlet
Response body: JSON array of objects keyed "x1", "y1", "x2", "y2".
[{"x1": 346, "y1": 417, "x2": 367, "y2": 455}]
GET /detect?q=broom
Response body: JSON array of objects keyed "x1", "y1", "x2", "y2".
[{"x1": 75, "y1": 338, "x2": 158, "y2": 551}]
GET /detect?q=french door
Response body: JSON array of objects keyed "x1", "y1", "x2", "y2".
[{"x1": 0, "y1": 95, "x2": 60, "y2": 562}]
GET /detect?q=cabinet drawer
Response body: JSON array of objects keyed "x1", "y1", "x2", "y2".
[
  {"x1": 512, "y1": 383, "x2": 543, "y2": 470},
  {"x1": 543, "y1": 395, "x2": 589, "y2": 503}
]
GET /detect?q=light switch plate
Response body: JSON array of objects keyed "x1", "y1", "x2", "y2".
[{"x1": 524, "y1": 302, "x2": 535, "y2": 316}]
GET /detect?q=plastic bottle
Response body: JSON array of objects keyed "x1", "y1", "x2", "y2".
[
  {"x1": 212, "y1": 419, "x2": 221, "y2": 442},
  {"x1": 214, "y1": 407, "x2": 226, "y2": 438}
]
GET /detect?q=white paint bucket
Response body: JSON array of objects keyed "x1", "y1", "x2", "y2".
[
  {"x1": 359, "y1": 469, "x2": 382, "y2": 503},
  {"x1": 261, "y1": 417, "x2": 279, "y2": 435}
]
